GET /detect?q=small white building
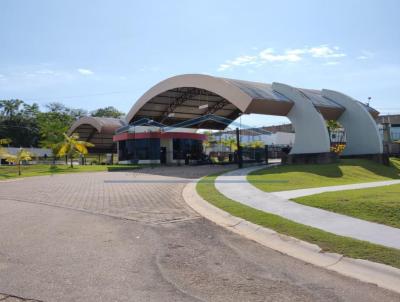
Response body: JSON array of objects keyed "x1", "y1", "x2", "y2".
[{"x1": 4, "y1": 147, "x2": 52, "y2": 158}]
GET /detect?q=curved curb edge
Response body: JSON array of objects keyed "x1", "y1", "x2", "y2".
[{"x1": 182, "y1": 181, "x2": 400, "y2": 294}]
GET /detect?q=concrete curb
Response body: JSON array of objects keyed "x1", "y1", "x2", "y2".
[
  {"x1": 182, "y1": 181, "x2": 400, "y2": 294},
  {"x1": 0, "y1": 179, "x2": 23, "y2": 183}
]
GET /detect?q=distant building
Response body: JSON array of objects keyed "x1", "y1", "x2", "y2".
[
  {"x1": 376, "y1": 114, "x2": 400, "y2": 141},
  {"x1": 0, "y1": 147, "x2": 53, "y2": 164},
  {"x1": 209, "y1": 126, "x2": 295, "y2": 152},
  {"x1": 5, "y1": 147, "x2": 52, "y2": 157},
  {"x1": 376, "y1": 114, "x2": 400, "y2": 154}
]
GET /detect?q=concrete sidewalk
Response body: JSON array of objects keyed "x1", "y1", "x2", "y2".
[
  {"x1": 215, "y1": 166, "x2": 400, "y2": 249},
  {"x1": 272, "y1": 179, "x2": 400, "y2": 199}
]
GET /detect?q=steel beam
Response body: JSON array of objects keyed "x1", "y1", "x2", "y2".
[{"x1": 159, "y1": 88, "x2": 203, "y2": 123}]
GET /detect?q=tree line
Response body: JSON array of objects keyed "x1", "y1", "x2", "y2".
[{"x1": 0, "y1": 99, "x2": 124, "y2": 149}]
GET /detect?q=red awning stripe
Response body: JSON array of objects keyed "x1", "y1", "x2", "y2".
[{"x1": 113, "y1": 131, "x2": 206, "y2": 142}]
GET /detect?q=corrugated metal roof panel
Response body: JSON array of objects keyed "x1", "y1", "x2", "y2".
[{"x1": 222, "y1": 78, "x2": 292, "y2": 103}]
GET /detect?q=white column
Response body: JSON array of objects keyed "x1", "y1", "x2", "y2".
[
  {"x1": 272, "y1": 82, "x2": 331, "y2": 154},
  {"x1": 322, "y1": 89, "x2": 383, "y2": 155}
]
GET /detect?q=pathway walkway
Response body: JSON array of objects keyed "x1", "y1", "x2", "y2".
[
  {"x1": 272, "y1": 179, "x2": 400, "y2": 199},
  {"x1": 215, "y1": 166, "x2": 400, "y2": 249}
]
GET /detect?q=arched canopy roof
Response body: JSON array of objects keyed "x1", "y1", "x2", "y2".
[
  {"x1": 68, "y1": 117, "x2": 126, "y2": 153},
  {"x1": 126, "y1": 74, "x2": 379, "y2": 130}
]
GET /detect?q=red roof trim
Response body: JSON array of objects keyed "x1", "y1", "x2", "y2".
[{"x1": 113, "y1": 131, "x2": 206, "y2": 142}]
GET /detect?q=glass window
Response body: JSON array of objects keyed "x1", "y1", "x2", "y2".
[
  {"x1": 173, "y1": 139, "x2": 203, "y2": 160},
  {"x1": 118, "y1": 138, "x2": 160, "y2": 161}
]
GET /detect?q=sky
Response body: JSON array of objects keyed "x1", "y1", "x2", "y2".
[{"x1": 1, "y1": 0, "x2": 400, "y2": 127}]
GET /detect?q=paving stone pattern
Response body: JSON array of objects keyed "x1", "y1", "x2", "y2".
[{"x1": 0, "y1": 166, "x2": 230, "y2": 224}]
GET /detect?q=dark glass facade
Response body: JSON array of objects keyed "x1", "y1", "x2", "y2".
[
  {"x1": 173, "y1": 139, "x2": 203, "y2": 160},
  {"x1": 118, "y1": 138, "x2": 160, "y2": 161},
  {"x1": 118, "y1": 138, "x2": 203, "y2": 162}
]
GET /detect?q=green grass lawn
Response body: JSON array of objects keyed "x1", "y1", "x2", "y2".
[
  {"x1": 197, "y1": 173, "x2": 400, "y2": 269},
  {"x1": 294, "y1": 184, "x2": 400, "y2": 229},
  {"x1": 248, "y1": 158, "x2": 400, "y2": 192},
  {"x1": 0, "y1": 164, "x2": 140, "y2": 180}
]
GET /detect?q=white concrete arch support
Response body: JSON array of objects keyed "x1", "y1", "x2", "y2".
[
  {"x1": 322, "y1": 89, "x2": 383, "y2": 155},
  {"x1": 273, "y1": 83, "x2": 331, "y2": 155}
]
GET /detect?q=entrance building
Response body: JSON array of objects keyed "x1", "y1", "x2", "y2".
[
  {"x1": 69, "y1": 74, "x2": 384, "y2": 164},
  {"x1": 113, "y1": 126, "x2": 205, "y2": 164}
]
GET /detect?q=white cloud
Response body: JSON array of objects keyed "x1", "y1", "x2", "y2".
[
  {"x1": 308, "y1": 45, "x2": 346, "y2": 58},
  {"x1": 324, "y1": 61, "x2": 340, "y2": 65},
  {"x1": 77, "y1": 68, "x2": 94, "y2": 75},
  {"x1": 217, "y1": 64, "x2": 231, "y2": 72},
  {"x1": 217, "y1": 45, "x2": 347, "y2": 71},
  {"x1": 231, "y1": 55, "x2": 258, "y2": 65},
  {"x1": 217, "y1": 55, "x2": 258, "y2": 71},
  {"x1": 259, "y1": 48, "x2": 302, "y2": 62},
  {"x1": 285, "y1": 48, "x2": 308, "y2": 55}
]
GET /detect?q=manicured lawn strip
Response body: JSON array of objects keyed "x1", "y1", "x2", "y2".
[
  {"x1": 294, "y1": 184, "x2": 400, "y2": 229},
  {"x1": 197, "y1": 173, "x2": 400, "y2": 269},
  {"x1": 0, "y1": 164, "x2": 140, "y2": 179},
  {"x1": 248, "y1": 159, "x2": 400, "y2": 192}
]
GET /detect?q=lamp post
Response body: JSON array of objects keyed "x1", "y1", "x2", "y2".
[{"x1": 236, "y1": 127, "x2": 243, "y2": 169}]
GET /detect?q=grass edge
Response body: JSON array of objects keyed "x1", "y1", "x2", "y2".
[{"x1": 196, "y1": 172, "x2": 400, "y2": 269}]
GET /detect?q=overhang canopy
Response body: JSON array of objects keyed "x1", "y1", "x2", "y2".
[
  {"x1": 126, "y1": 74, "x2": 379, "y2": 130},
  {"x1": 68, "y1": 117, "x2": 126, "y2": 153}
]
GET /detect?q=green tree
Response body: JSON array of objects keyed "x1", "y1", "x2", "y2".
[
  {"x1": 0, "y1": 138, "x2": 11, "y2": 163},
  {"x1": 91, "y1": 106, "x2": 124, "y2": 118},
  {"x1": 222, "y1": 137, "x2": 237, "y2": 152},
  {"x1": 4, "y1": 148, "x2": 32, "y2": 176},
  {"x1": 249, "y1": 140, "x2": 265, "y2": 149},
  {"x1": 0, "y1": 138, "x2": 11, "y2": 145},
  {"x1": 202, "y1": 131, "x2": 215, "y2": 152},
  {"x1": 37, "y1": 103, "x2": 80, "y2": 162},
  {"x1": 58, "y1": 133, "x2": 94, "y2": 168},
  {"x1": 0, "y1": 99, "x2": 40, "y2": 147},
  {"x1": 0, "y1": 99, "x2": 24, "y2": 118}
]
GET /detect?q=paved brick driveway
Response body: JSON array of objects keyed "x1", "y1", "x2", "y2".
[
  {"x1": 1, "y1": 165, "x2": 400, "y2": 302},
  {"x1": 0, "y1": 165, "x2": 231, "y2": 224}
]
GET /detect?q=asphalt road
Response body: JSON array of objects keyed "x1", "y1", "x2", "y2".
[{"x1": 0, "y1": 167, "x2": 399, "y2": 302}]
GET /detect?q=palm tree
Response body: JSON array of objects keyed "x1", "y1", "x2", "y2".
[
  {"x1": 202, "y1": 131, "x2": 214, "y2": 151},
  {"x1": 57, "y1": 133, "x2": 94, "y2": 168},
  {"x1": 0, "y1": 99, "x2": 23, "y2": 118},
  {"x1": 203, "y1": 139, "x2": 211, "y2": 152},
  {"x1": 249, "y1": 140, "x2": 265, "y2": 149},
  {"x1": 4, "y1": 148, "x2": 32, "y2": 176},
  {"x1": 40, "y1": 139, "x2": 63, "y2": 166},
  {"x1": 0, "y1": 138, "x2": 11, "y2": 166},
  {"x1": 222, "y1": 137, "x2": 237, "y2": 152},
  {"x1": 0, "y1": 138, "x2": 11, "y2": 145}
]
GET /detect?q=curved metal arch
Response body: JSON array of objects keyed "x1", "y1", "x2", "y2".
[
  {"x1": 272, "y1": 82, "x2": 331, "y2": 154},
  {"x1": 68, "y1": 117, "x2": 125, "y2": 136},
  {"x1": 322, "y1": 89, "x2": 383, "y2": 155},
  {"x1": 125, "y1": 74, "x2": 254, "y2": 124}
]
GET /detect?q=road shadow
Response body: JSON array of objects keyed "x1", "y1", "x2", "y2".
[{"x1": 117, "y1": 164, "x2": 236, "y2": 179}]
